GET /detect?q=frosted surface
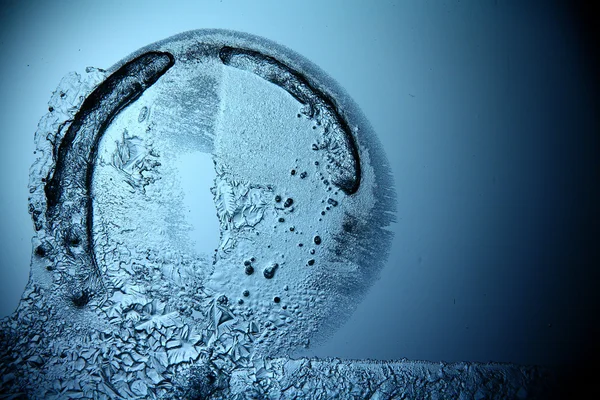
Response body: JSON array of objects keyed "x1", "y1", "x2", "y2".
[{"x1": 0, "y1": 30, "x2": 551, "y2": 399}]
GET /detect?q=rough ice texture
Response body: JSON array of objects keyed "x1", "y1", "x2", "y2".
[
  {"x1": 42, "y1": 52, "x2": 174, "y2": 307},
  {"x1": 0, "y1": 30, "x2": 551, "y2": 399},
  {"x1": 219, "y1": 46, "x2": 361, "y2": 195}
]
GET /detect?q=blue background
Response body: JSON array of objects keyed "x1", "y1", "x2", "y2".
[{"x1": 0, "y1": 0, "x2": 597, "y2": 370}]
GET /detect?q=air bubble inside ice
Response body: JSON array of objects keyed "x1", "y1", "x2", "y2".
[{"x1": 175, "y1": 152, "x2": 220, "y2": 255}]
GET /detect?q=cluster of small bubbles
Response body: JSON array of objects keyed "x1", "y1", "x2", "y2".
[
  {"x1": 283, "y1": 198, "x2": 294, "y2": 208},
  {"x1": 299, "y1": 172, "x2": 307, "y2": 179},
  {"x1": 217, "y1": 295, "x2": 228, "y2": 305}
]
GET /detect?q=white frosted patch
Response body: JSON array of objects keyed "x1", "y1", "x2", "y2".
[{"x1": 215, "y1": 67, "x2": 321, "y2": 185}]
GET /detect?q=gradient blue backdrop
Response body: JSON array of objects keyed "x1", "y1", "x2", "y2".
[{"x1": 0, "y1": 0, "x2": 597, "y2": 370}]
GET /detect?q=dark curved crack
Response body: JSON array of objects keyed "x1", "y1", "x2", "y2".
[
  {"x1": 219, "y1": 46, "x2": 361, "y2": 195},
  {"x1": 43, "y1": 51, "x2": 175, "y2": 302}
]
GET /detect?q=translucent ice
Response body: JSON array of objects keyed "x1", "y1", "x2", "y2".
[{"x1": 0, "y1": 30, "x2": 552, "y2": 399}]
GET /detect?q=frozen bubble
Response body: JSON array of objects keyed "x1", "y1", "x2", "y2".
[
  {"x1": 0, "y1": 29, "x2": 404, "y2": 398},
  {"x1": 263, "y1": 264, "x2": 278, "y2": 279}
]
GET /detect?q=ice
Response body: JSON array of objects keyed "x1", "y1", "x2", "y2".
[
  {"x1": 175, "y1": 151, "x2": 220, "y2": 255},
  {"x1": 0, "y1": 29, "x2": 553, "y2": 399}
]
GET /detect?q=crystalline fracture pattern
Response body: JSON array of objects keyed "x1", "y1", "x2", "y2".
[{"x1": 0, "y1": 30, "x2": 550, "y2": 399}]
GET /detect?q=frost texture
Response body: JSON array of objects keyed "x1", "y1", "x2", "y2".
[
  {"x1": 212, "y1": 165, "x2": 270, "y2": 254},
  {"x1": 0, "y1": 30, "x2": 552, "y2": 399},
  {"x1": 110, "y1": 130, "x2": 161, "y2": 193}
]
